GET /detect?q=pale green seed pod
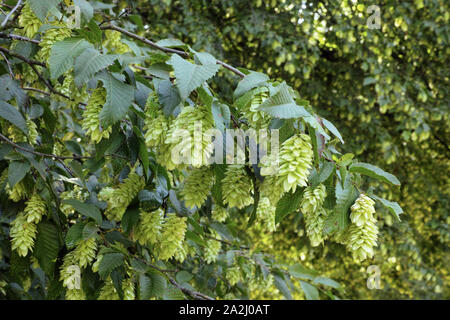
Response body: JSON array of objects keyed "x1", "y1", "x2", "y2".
[
  {"x1": 211, "y1": 205, "x2": 229, "y2": 223},
  {"x1": 300, "y1": 184, "x2": 328, "y2": 247},
  {"x1": 10, "y1": 212, "x2": 37, "y2": 257},
  {"x1": 225, "y1": 265, "x2": 241, "y2": 286},
  {"x1": 241, "y1": 87, "x2": 271, "y2": 129},
  {"x1": 98, "y1": 279, "x2": 120, "y2": 300},
  {"x1": 73, "y1": 238, "x2": 97, "y2": 269},
  {"x1": 23, "y1": 194, "x2": 47, "y2": 224},
  {"x1": 39, "y1": 22, "x2": 72, "y2": 62},
  {"x1": 204, "y1": 237, "x2": 221, "y2": 264},
  {"x1": 180, "y1": 167, "x2": 214, "y2": 208},
  {"x1": 154, "y1": 214, "x2": 187, "y2": 261},
  {"x1": 82, "y1": 87, "x2": 112, "y2": 144},
  {"x1": 222, "y1": 165, "x2": 253, "y2": 209},
  {"x1": 18, "y1": 3, "x2": 42, "y2": 39},
  {"x1": 103, "y1": 30, "x2": 131, "y2": 54},
  {"x1": 256, "y1": 197, "x2": 276, "y2": 232},
  {"x1": 133, "y1": 208, "x2": 164, "y2": 247}
]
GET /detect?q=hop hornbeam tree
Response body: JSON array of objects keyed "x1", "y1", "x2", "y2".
[{"x1": 0, "y1": 0, "x2": 404, "y2": 300}]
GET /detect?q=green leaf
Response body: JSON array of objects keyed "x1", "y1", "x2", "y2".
[
  {"x1": 98, "y1": 253, "x2": 124, "y2": 279},
  {"x1": 332, "y1": 176, "x2": 359, "y2": 231},
  {"x1": 34, "y1": 222, "x2": 61, "y2": 276},
  {"x1": 313, "y1": 276, "x2": 341, "y2": 289},
  {"x1": 234, "y1": 72, "x2": 269, "y2": 98},
  {"x1": 167, "y1": 54, "x2": 220, "y2": 100},
  {"x1": 300, "y1": 281, "x2": 319, "y2": 300},
  {"x1": 322, "y1": 118, "x2": 344, "y2": 144},
  {"x1": 73, "y1": 0, "x2": 94, "y2": 22},
  {"x1": 28, "y1": 0, "x2": 62, "y2": 21},
  {"x1": 139, "y1": 274, "x2": 152, "y2": 300},
  {"x1": 163, "y1": 285, "x2": 185, "y2": 300},
  {"x1": 148, "y1": 271, "x2": 167, "y2": 298},
  {"x1": 288, "y1": 264, "x2": 317, "y2": 281},
  {"x1": 49, "y1": 38, "x2": 93, "y2": 79},
  {"x1": 156, "y1": 38, "x2": 187, "y2": 49},
  {"x1": 309, "y1": 162, "x2": 335, "y2": 188},
  {"x1": 62, "y1": 199, "x2": 102, "y2": 225},
  {"x1": 349, "y1": 162, "x2": 401, "y2": 186},
  {"x1": 74, "y1": 49, "x2": 118, "y2": 87},
  {"x1": 371, "y1": 195, "x2": 403, "y2": 221},
  {"x1": 0, "y1": 75, "x2": 27, "y2": 106},
  {"x1": 65, "y1": 223, "x2": 85, "y2": 249},
  {"x1": 176, "y1": 271, "x2": 193, "y2": 283},
  {"x1": 0, "y1": 101, "x2": 28, "y2": 135},
  {"x1": 258, "y1": 82, "x2": 311, "y2": 119},
  {"x1": 158, "y1": 80, "x2": 181, "y2": 116},
  {"x1": 82, "y1": 222, "x2": 98, "y2": 240},
  {"x1": 211, "y1": 101, "x2": 230, "y2": 132},
  {"x1": 8, "y1": 161, "x2": 30, "y2": 187},
  {"x1": 275, "y1": 188, "x2": 304, "y2": 224},
  {"x1": 122, "y1": 208, "x2": 141, "y2": 234},
  {"x1": 98, "y1": 72, "x2": 134, "y2": 127},
  {"x1": 273, "y1": 275, "x2": 292, "y2": 300}
]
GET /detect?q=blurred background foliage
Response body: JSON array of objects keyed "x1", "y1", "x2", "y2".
[{"x1": 116, "y1": 0, "x2": 449, "y2": 299}]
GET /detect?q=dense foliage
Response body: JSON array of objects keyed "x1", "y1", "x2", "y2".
[{"x1": 0, "y1": 0, "x2": 446, "y2": 300}]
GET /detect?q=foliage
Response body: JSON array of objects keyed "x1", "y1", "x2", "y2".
[{"x1": 0, "y1": 0, "x2": 445, "y2": 300}]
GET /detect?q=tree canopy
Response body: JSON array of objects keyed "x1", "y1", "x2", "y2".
[{"x1": 0, "y1": 0, "x2": 447, "y2": 300}]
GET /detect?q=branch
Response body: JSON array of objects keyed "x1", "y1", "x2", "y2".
[
  {"x1": 136, "y1": 257, "x2": 215, "y2": 300},
  {"x1": 1, "y1": 0, "x2": 22, "y2": 27},
  {"x1": 0, "y1": 46, "x2": 45, "y2": 67},
  {"x1": 0, "y1": 51, "x2": 14, "y2": 78},
  {"x1": 0, "y1": 32, "x2": 40, "y2": 44},
  {"x1": 100, "y1": 24, "x2": 246, "y2": 78}
]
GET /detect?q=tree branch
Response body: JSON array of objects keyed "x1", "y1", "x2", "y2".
[
  {"x1": 100, "y1": 24, "x2": 246, "y2": 78},
  {"x1": 1, "y1": 0, "x2": 22, "y2": 27},
  {"x1": 0, "y1": 32, "x2": 40, "y2": 44}
]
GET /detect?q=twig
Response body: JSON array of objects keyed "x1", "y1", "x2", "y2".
[
  {"x1": 136, "y1": 257, "x2": 215, "y2": 300},
  {"x1": 22, "y1": 87, "x2": 50, "y2": 95},
  {"x1": 0, "y1": 46, "x2": 45, "y2": 67},
  {"x1": 0, "y1": 32, "x2": 40, "y2": 44},
  {"x1": 0, "y1": 51, "x2": 14, "y2": 78},
  {"x1": 100, "y1": 24, "x2": 246, "y2": 78},
  {"x1": 1, "y1": 0, "x2": 22, "y2": 27}
]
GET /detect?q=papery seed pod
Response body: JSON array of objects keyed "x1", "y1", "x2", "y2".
[
  {"x1": 165, "y1": 105, "x2": 215, "y2": 168},
  {"x1": 276, "y1": 134, "x2": 313, "y2": 193},
  {"x1": 10, "y1": 212, "x2": 37, "y2": 257},
  {"x1": 143, "y1": 92, "x2": 170, "y2": 147},
  {"x1": 122, "y1": 277, "x2": 135, "y2": 300},
  {"x1": 346, "y1": 194, "x2": 378, "y2": 261},
  {"x1": 133, "y1": 208, "x2": 164, "y2": 246},
  {"x1": 154, "y1": 214, "x2": 187, "y2": 261},
  {"x1": 18, "y1": 3, "x2": 42, "y2": 39},
  {"x1": 73, "y1": 237, "x2": 97, "y2": 269},
  {"x1": 256, "y1": 197, "x2": 276, "y2": 232},
  {"x1": 211, "y1": 205, "x2": 229, "y2": 223},
  {"x1": 39, "y1": 22, "x2": 72, "y2": 62},
  {"x1": 204, "y1": 235, "x2": 221, "y2": 264},
  {"x1": 65, "y1": 288, "x2": 86, "y2": 300},
  {"x1": 222, "y1": 165, "x2": 253, "y2": 209},
  {"x1": 6, "y1": 180, "x2": 29, "y2": 202},
  {"x1": 300, "y1": 184, "x2": 328, "y2": 247},
  {"x1": 103, "y1": 30, "x2": 131, "y2": 54},
  {"x1": 23, "y1": 194, "x2": 47, "y2": 224},
  {"x1": 241, "y1": 87, "x2": 271, "y2": 129},
  {"x1": 225, "y1": 265, "x2": 241, "y2": 286},
  {"x1": 98, "y1": 279, "x2": 120, "y2": 300},
  {"x1": 180, "y1": 167, "x2": 214, "y2": 208},
  {"x1": 82, "y1": 87, "x2": 112, "y2": 144}
]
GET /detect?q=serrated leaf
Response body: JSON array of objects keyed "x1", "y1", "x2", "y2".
[
  {"x1": 62, "y1": 199, "x2": 102, "y2": 225},
  {"x1": 258, "y1": 82, "x2": 311, "y2": 119},
  {"x1": 234, "y1": 72, "x2": 269, "y2": 98},
  {"x1": 163, "y1": 285, "x2": 185, "y2": 300},
  {"x1": 8, "y1": 161, "x2": 30, "y2": 187},
  {"x1": 82, "y1": 222, "x2": 98, "y2": 239},
  {"x1": 74, "y1": 48, "x2": 118, "y2": 87},
  {"x1": 322, "y1": 118, "x2": 344, "y2": 144},
  {"x1": 211, "y1": 101, "x2": 230, "y2": 132},
  {"x1": 158, "y1": 80, "x2": 181, "y2": 116},
  {"x1": 0, "y1": 75, "x2": 27, "y2": 106},
  {"x1": 28, "y1": 0, "x2": 62, "y2": 21},
  {"x1": 167, "y1": 54, "x2": 220, "y2": 100},
  {"x1": 309, "y1": 162, "x2": 335, "y2": 188},
  {"x1": 34, "y1": 222, "x2": 61, "y2": 276},
  {"x1": 313, "y1": 276, "x2": 341, "y2": 289},
  {"x1": 288, "y1": 264, "x2": 317, "y2": 280},
  {"x1": 300, "y1": 281, "x2": 319, "y2": 300},
  {"x1": 156, "y1": 38, "x2": 187, "y2": 49},
  {"x1": 98, "y1": 253, "x2": 124, "y2": 279},
  {"x1": 49, "y1": 38, "x2": 93, "y2": 79},
  {"x1": 371, "y1": 195, "x2": 403, "y2": 221},
  {"x1": 349, "y1": 162, "x2": 401, "y2": 186},
  {"x1": 333, "y1": 176, "x2": 359, "y2": 231},
  {"x1": 148, "y1": 272, "x2": 167, "y2": 298},
  {"x1": 0, "y1": 101, "x2": 28, "y2": 135},
  {"x1": 65, "y1": 223, "x2": 85, "y2": 249},
  {"x1": 275, "y1": 187, "x2": 304, "y2": 224},
  {"x1": 98, "y1": 72, "x2": 134, "y2": 127},
  {"x1": 274, "y1": 275, "x2": 292, "y2": 300}
]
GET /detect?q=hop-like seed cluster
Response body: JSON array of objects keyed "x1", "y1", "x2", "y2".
[
  {"x1": 6, "y1": 118, "x2": 38, "y2": 145},
  {"x1": 180, "y1": 167, "x2": 214, "y2": 208},
  {"x1": 154, "y1": 214, "x2": 187, "y2": 261},
  {"x1": 346, "y1": 194, "x2": 378, "y2": 261},
  {"x1": 39, "y1": 22, "x2": 72, "y2": 62},
  {"x1": 226, "y1": 265, "x2": 241, "y2": 286},
  {"x1": 143, "y1": 93, "x2": 170, "y2": 147},
  {"x1": 256, "y1": 197, "x2": 276, "y2": 232},
  {"x1": 211, "y1": 205, "x2": 229, "y2": 223},
  {"x1": 18, "y1": 4, "x2": 42, "y2": 39},
  {"x1": 72, "y1": 238, "x2": 98, "y2": 269},
  {"x1": 82, "y1": 87, "x2": 112, "y2": 143},
  {"x1": 204, "y1": 235, "x2": 221, "y2": 264},
  {"x1": 300, "y1": 184, "x2": 328, "y2": 247},
  {"x1": 98, "y1": 279, "x2": 120, "y2": 300},
  {"x1": 165, "y1": 105, "x2": 215, "y2": 168},
  {"x1": 6, "y1": 180, "x2": 29, "y2": 202},
  {"x1": 65, "y1": 288, "x2": 86, "y2": 300},
  {"x1": 173, "y1": 241, "x2": 196, "y2": 263},
  {"x1": 273, "y1": 134, "x2": 313, "y2": 193},
  {"x1": 222, "y1": 165, "x2": 253, "y2": 209},
  {"x1": 23, "y1": 194, "x2": 47, "y2": 224},
  {"x1": 133, "y1": 208, "x2": 164, "y2": 246},
  {"x1": 259, "y1": 175, "x2": 285, "y2": 207},
  {"x1": 10, "y1": 212, "x2": 37, "y2": 257},
  {"x1": 60, "y1": 185, "x2": 88, "y2": 216},
  {"x1": 122, "y1": 277, "x2": 135, "y2": 300},
  {"x1": 241, "y1": 87, "x2": 271, "y2": 129},
  {"x1": 103, "y1": 30, "x2": 131, "y2": 54},
  {"x1": 100, "y1": 172, "x2": 145, "y2": 221}
]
